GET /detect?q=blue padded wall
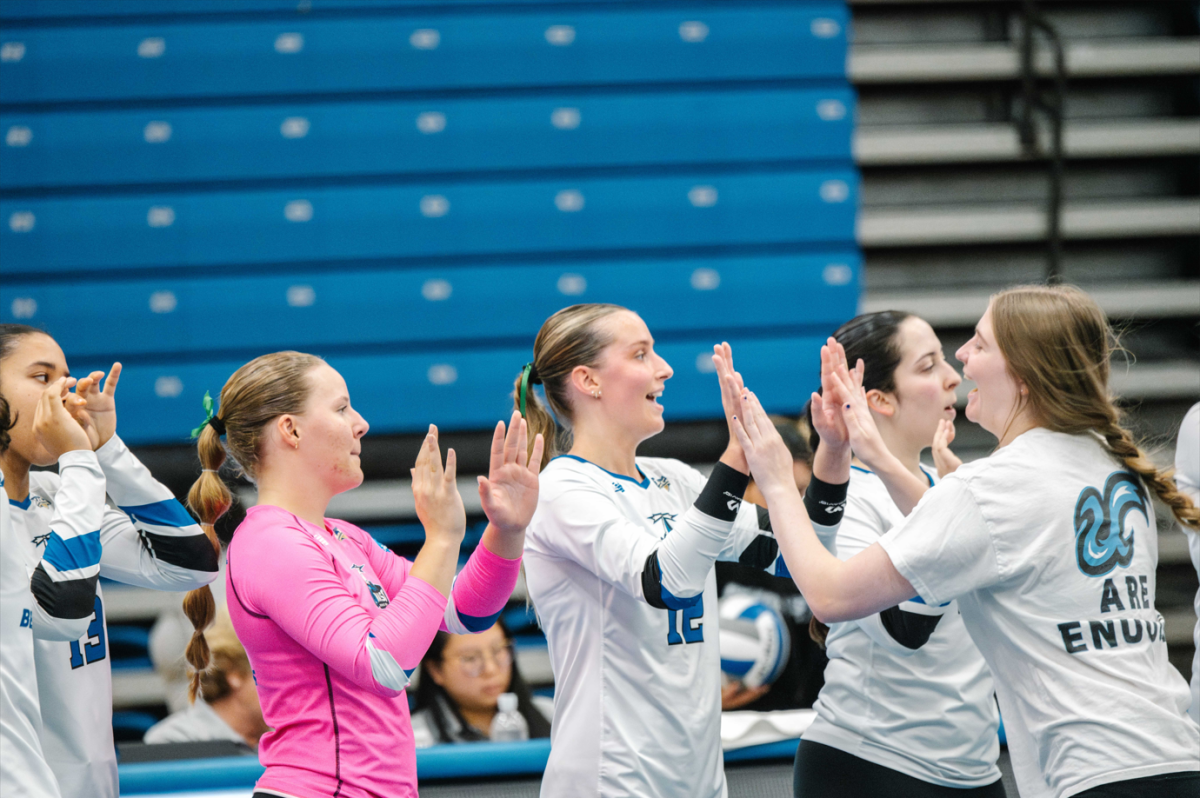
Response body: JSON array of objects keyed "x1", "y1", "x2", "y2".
[{"x1": 1, "y1": 1, "x2": 859, "y2": 445}]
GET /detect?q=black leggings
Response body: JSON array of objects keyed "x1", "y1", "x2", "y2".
[
  {"x1": 1074, "y1": 771, "x2": 1200, "y2": 797},
  {"x1": 794, "y1": 739, "x2": 1008, "y2": 798}
]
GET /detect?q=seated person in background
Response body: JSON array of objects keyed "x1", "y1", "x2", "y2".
[
  {"x1": 144, "y1": 611, "x2": 267, "y2": 751},
  {"x1": 718, "y1": 415, "x2": 827, "y2": 711},
  {"x1": 411, "y1": 619, "x2": 551, "y2": 746}
]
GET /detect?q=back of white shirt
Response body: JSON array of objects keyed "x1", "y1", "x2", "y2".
[
  {"x1": 1173, "y1": 402, "x2": 1199, "y2": 721},
  {"x1": 806, "y1": 466, "x2": 1000, "y2": 787},
  {"x1": 882, "y1": 429, "x2": 1199, "y2": 798},
  {"x1": 525, "y1": 455, "x2": 792, "y2": 798}
]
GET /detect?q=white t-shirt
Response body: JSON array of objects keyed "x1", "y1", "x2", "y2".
[
  {"x1": 143, "y1": 698, "x2": 245, "y2": 746},
  {"x1": 1173, "y1": 402, "x2": 1200, "y2": 722},
  {"x1": 806, "y1": 465, "x2": 1000, "y2": 787},
  {"x1": 524, "y1": 455, "x2": 813, "y2": 798},
  {"x1": 880, "y1": 428, "x2": 1199, "y2": 798},
  {"x1": 2, "y1": 452, "x2": 105, "y2": 798},
  {"x1": 11, "y1": 435, "x2": 219, "y2": 798}
]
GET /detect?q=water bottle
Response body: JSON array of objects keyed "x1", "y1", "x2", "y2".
[{"x1": 489, "y1": 692, "x2": 529, "y2": 742}]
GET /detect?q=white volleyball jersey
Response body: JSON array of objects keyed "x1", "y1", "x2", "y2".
[
  {"x1": 524, "y1": 455, "x2": 811, "y2": 798},
  {"x1": 881, "y1": 428, "x2": 1200, "y2": 798},
  {"x1": 806, "y1": 465, "x2": 1000, "y2": 787},
  {"x1": 11, "y1": 435, "x2": 219, "y2": 798},
  {"x1": 1174, "y1": 402, "x2": 1199, "y2": 722},
  {"x1": 2, "y1": 452, "x2": 105, "y2": 798}
]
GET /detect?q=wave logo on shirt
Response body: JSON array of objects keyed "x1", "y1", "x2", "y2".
[
  {"x1": 648, "y1": 512, "x2": 677, "y2": 538},
  {"x1": 1073, "y1": 471, "x2": 1148, "y2": 577}
]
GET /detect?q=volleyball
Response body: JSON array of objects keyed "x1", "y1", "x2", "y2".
[{"x1": 718, "y1": 595, "x2": 791, "y2": 689}]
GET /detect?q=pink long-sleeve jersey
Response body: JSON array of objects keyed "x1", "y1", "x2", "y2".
[{"x1": 226, "y1": 504, "x2": 520, "y2": 798}]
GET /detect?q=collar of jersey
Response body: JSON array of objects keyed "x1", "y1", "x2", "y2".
[
  {"x1": 8, "y1": 495, "x2": 32, "y2": 510},
  {"x1": 552, "y1": 454, "x2": 650, "y2": 488},
  {"x1": 850, "y1": 464, "x2": 935, "y2": 487}
]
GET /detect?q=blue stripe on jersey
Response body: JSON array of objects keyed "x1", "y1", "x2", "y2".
[
  {"x1": 120, "y1": 498, "x2": 196, "y2": 529},
  {"x1": 659, "y1": 584, "x2": 702, "y2": 611},
  {"x1": 552, "y1": 454, "x2": 650, "y2": 488},
  {"x1": 43, "y1": 529, "x2": 101, "y2": 572},
  {"x1": 9, "y1": 496, "x2": 32, "y2": 510},
  {"x1": 774, "y1": 557, "x2": 791, "y2": 579},
  {"x1": 456, "y1": 608, "x2": 503, "y2": 633}
]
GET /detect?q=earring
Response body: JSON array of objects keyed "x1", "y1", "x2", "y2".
[{"x1": 592, "y1": 389, "x2": 602, "y2": 399}]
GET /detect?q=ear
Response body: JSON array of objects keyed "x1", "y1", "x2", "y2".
[
  {"x1": 426, "y1": 661, "x2": 446, "y2": 687},
  {"x1": 865, "y1": 389, "x2": 896, "y2": 418},
  {"x1": 569, "y1": 365, "x2": 600, "y2": 398},
  {"x1": 276, "y1": 414, "x2": 301, "y2": 446}
]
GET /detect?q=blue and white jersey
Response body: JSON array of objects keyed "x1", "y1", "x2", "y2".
[
  {"x1": 12, "y1": 435, "x2": 219, "y2": 798},
  {"x1": 524, "y1": 455, "x2": 822, "y2": 798},
  {"x1": 806, "y1": 464, "x2": 1001, "y2": 788},
  {"x1": 2, "y1": 452, "x2": 105, "y2": 798},
  {"x1": 881, "y1": 429, "x2": 1199, "y2": 798}
]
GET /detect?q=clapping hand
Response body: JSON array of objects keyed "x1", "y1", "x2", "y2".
[
  {"x1": 721, "y1": 373, "x2": 795, "y2": 499},
  {"x1": 411, "y1": 425, "x2": 467, "y2": 545},
  {"x1": 932, "y1": 419, "x2": 962, "y2": 478},
  {"x1": 711, "y1": 342, "x2": 749, "y2": 474},
  {"x1": 33, "y1": 377, "x2": 93, "y2": 459},
  {"x1": 478, "y1": 411, "x2": 544, "y2": 537},
  {"x1": 70, "y1": 363, "x2": 121, "y2": 450},
  {"x1": 809, "y1": 338, "x2": 863, "y2": 453},
  {"x1": 828, "y1": 358, "x2": 892, "y2": 472}
]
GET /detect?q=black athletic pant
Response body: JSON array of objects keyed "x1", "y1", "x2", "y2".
[
  {"x1": 1074, "y1": 771, "x2": 1200, "y2": 797},
  {"x1": 794, "y1": 739, "x2": 1008, "y2": 798}
]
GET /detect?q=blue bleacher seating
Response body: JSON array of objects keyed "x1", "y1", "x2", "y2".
[
  {"x1": 0, "y1": 5, "x2": 849, "y2": 104},
  {"x1": 69, "y1": 334, "x2": 829, "y2": 445},
  {"x1": 2, "y1": 253, "x2": 860, "y2": 358},
  {"x1": 1, "y1": 169, "x2": 857, "y2": 274},
  {"x1": 0, "y1": 87, "x2": 855, "y2": 189}
]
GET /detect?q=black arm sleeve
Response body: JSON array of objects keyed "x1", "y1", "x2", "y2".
[
  {"x1": 803, "y1": 474, "x2": 848, "y2": 526},
  {"x1": 879, "y1": 605, "x2": 944, "y2": 650},
  {"x1": 30, "y1": 565, "x2": 99, "y2": 620},
  {"x1": 641, "y1": 551, "x2": 670, "y2": 610}
]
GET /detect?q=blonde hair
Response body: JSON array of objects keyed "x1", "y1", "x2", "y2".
[
  {"x1": 991, "y1": 284, "x2": 1198, "y2": 530},
  {"x1": 512, "y1": 304, "x2": 626, "y2": 469},
  {"x1": 182, "y1": 351, "x2": 324, "y2": 702},
  {"x1": 191, "y1": 611, "x2": 251, "y2": 704}
]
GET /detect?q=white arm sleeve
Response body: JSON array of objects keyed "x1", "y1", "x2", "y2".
[{"x1": 93, "y1": 434, "x2": 219, "y2": 590}]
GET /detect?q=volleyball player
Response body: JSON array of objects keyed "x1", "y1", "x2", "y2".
[
  {"x1": 515, "y1": 304, "x2": 848, "y2": 798},
  {"x1": 0, "y1": 324, "x2": 220, "y2": 798},
  {"x1": 1, "y1": 384, "x2": 104, "y2": 797},
  {"x1": 186, "y1": 351, "x2": 540, "y2": 797},
  {"x1": 796, "y1": 311, "x2": 1004, "y2": 797},
  {"x1": 722, "y1": 285, "x2": 1200, "y2": 798},
  {"x1": 1174, "y1": 402, "x2": 1199, "y2": 721}
]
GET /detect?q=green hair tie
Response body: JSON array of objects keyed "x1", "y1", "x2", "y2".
[
  {"x1": 189, "y1": 391, "x2": 224, "y2": 439},
  {"x1": 519, "y1": 363, "x2": 541, "y2": 419}
]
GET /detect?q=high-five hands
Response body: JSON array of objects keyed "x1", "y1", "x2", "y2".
[
  {"x1": 69, "y1": 362, "x2": 121, "y2": 451},
  {"x1": 34, "y1": 377, "x2": 93, "y2": 459},
  {"x1": 809, "y1": 338, "x2": 863, "y2": 453},
  {"x1": 828, "y1": 354, "x2": 892, "y2": 472},
  {"x1": 717, "y1": 369, "x2": 795, "y2": 498},
  {"x1": 411, "y1": 425, "x2": 467, "y2": 546},
  {"x1": 711, "y1": 342, "x2": 750, "y2": 474},
  {"x1": 478, "y1": 411, "x2": 544, "y2": 536}
]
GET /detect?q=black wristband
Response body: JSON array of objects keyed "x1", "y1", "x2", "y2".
[
  {"x1": 803, "y1": 474, "x2": 848, "y2": 525},
  {"x1": 694, "y1": 462, "x2": 751, "y2": 522}
]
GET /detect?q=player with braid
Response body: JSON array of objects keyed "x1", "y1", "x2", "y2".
[{"x1": 720, "y1": 284, "x2": 1199, "y2": 798}]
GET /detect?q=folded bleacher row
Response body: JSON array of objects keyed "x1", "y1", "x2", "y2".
[{"x1": 1, "y1": 0, "x2": 860, "y2": 446}]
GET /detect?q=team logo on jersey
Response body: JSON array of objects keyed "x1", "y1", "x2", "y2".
[
  {"x1": 332, "y1": 526, "x2": 348, "y2": 542},
  {"x1": 350, "y1": 564, "x2": 390, "y2": 608},
  {"x1": 612, "y1": 482, "x2": 625, "y2": 493},
  {"x1": 648, "y1": 512, "x2": 677, "y2": 538},
  {"x1": 29, "y1": 494, "x2": 51, "y2": 510},
  {"x1": 653, "y1": 475, "x2": 671, "y2": 492},
  {"x1": 1074, "y1": 471, "x2": 1147, "y2": 577},
  {"x1": 31, "y1": 532, "x2": 51, "y2": 549}
]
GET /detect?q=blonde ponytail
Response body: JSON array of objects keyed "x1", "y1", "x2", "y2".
[{"x1": 182, "y1": 421, "x2": 229, "y2": 703}]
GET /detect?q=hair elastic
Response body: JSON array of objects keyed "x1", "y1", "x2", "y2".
[{"x1": 518, "y1": 362, "x2": 542, "y2": 419}]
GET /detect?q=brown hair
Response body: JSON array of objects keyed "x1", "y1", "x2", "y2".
[
  {"x1": 512, "y1": 304, "x2": 626, "y2": 469},
  {"x1": 183, "y1": 351, "x2": 324, "y2": 702},
  {"x1": 194, "y1": 612, "x2": 252, "y2": 704},
  {"x1": 991, "y1": 284, "x2": 1198, "y2": 530}
]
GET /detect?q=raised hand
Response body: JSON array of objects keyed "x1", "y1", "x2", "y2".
[
  {"x1": 809, "y1": 338, "x2": 863, "y2": 452},
  {"x1": 478, "y1": 411, "x2": 544, "y2": 537},
  {"x1": 828, "y1": 360, "x2": 891, "y2": 472},
  {"x1": 411, "y1": 425, "x2": 466, "y2": 545},
  {"x1": 711, "y1": 342, "x2": 749, "y2": 474},
  {"x1": 71, "y1": 362, "x2": 121, "y2": 450},
  {"x1": 720, "y1": 369, "x2": 795, "y2": 497},
  {"x1": 932, "y1": 419, "x2": 962, "y2": 478},
  {"x1": 34, "y1": 376, "x2": 93, "y2": 459}
]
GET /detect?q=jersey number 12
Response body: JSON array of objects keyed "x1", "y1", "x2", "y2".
[{"x1": 667, "y1": 600, "x2": 703, "y2": 646}]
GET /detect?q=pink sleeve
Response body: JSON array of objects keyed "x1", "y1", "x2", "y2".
[
  {"x1": 442, "y1": 542, "x2": 521, "y2": 634},
  {"x1": 239, "y1": 524, "x2": 447, "y2": 695},
  {"x1": 339, "y1": 520, "x2": 413, "y2": 600}
]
